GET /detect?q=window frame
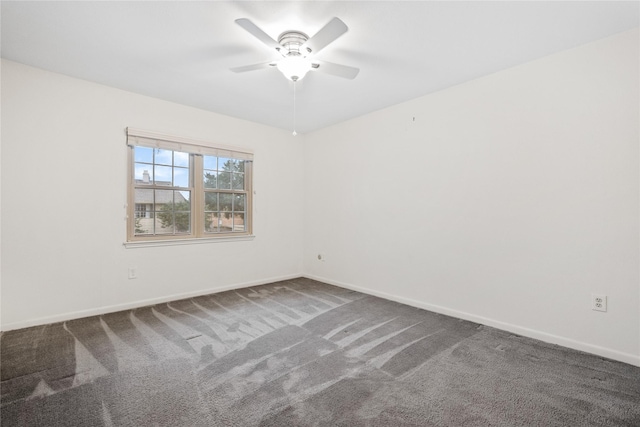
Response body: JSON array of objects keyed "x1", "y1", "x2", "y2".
[{"x1": 126, "y1": 128, "x2": 253, "y2": 244}]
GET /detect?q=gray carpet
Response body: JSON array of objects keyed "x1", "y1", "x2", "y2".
[{"x1": 1, "y1": 277, "x2": 639, "y2": 426}]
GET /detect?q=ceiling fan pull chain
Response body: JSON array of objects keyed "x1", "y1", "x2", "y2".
[{"x1": 293, "y1": 81, "x2": 298, "y2": 136}]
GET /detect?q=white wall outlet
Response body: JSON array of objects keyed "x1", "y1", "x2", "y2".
[
  {"x1": 591, "y1": 294, "x2": 607, "y2": 312},
  {"x1": 128, "y1": 267, "x2": 137, "y2": 279}
]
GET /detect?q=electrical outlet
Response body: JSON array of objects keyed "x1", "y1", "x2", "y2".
[
  {"x1": 592, "y1": 294, "x2": 607, "y2": 312},
  {"x1": 128, "y1": 267, "x2": 137, "y2": 280}
]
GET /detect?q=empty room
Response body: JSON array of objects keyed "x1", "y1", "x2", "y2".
[{"x1": 1, "y1": 1, "x2": 639, "y2": 426}]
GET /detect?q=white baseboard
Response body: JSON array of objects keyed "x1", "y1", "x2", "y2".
[
  {"x1": 0, "y1": 273, "x2": 303, "y2": 332},
  {"x1": 304, "y1": 274, "x2": 640, "y2": 368}
]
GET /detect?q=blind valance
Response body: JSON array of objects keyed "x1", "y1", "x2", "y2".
[{"x1": 126, "y1": 127, "x2": 253, "y2": 161}]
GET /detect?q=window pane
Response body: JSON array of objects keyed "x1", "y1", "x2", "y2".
[
  {"x1": 233, "y1": 194, "x2": 245, "y2": 211},
  {"x1": 135, "y1": 167, "x2": 153, "y2": 184},
  {"x1": 237, "y1": 160, "x2": 245, "y2": 173},
  {"x1": 232, "y1": 173, "x2": 244, "y2": 190},
  {"x1": 203, "y1": 155, "x2": 217, "y2": 170},
  {"x1": 203, "y1": 171, "x2": 217, "y2": 189},
  {"x1": 134, "y1": 204, "x2": 147, "y2": 218},
  {"x1": 219, "y1": 158, "x2": 236, "y2": 172},
  {"x1": 154, "y1": 190, "x2": 191, "y2": 234},
  {"x1": 205, "y1": 192, "x2": 218, "y2": 211},
  {"x1": 134, "y1": 188, "x2": 154, "y2": 205},
  {"x1": 173, "y1": 210, "x2": 191, "y2": 233},
  {"x1": 174, "y1": 167, "x2": 189, "y2": 187},
  {"x1": 154, "y1": 165, "x2": 173, "y2": 186},
  {"x1": 154, "y1": 216, "x2": 174, "y2": 235},
  {"x1": 155, "y1": 149, "x2": 173, "y2": 166},
  {"x1": 154, "y1": 192, "x2": 172, "y2": 232},
  {"x1": 174, "y1": 151, "x2": 189, "y2": 167},
  {"x1": 175, "y1": 191, "x2": 191, "y2": 233},
  {"x1": 233, "y1": 213, "x2": 245, "y2": 232},
  {"x1": 176, "y1": 190, "x2": 190, "y2": 204},
  {"x1": 154, "y1": 189, "x2": 173, "y2": 206},
  {"x1": 134, "y1": 216, "x2": 153, "y2": 235},
  {"x1": 219, "y1": 212, "x2": 232, "y2": 232},
  {"x1": 205, "y1": 212, "x2": 219, "y2": 232},
  {"x1": 217, "y1": 171, "x2": 232, "y2": 189},
  {"x1": 134, "y1": 146, "x2": 153, "y2": 163},
  {"x1": 219, "y1": 193, "x2": 232, "y2": 212}
]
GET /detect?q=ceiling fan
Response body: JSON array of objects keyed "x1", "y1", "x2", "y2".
[{"x1": 231, "y1": 17, "x2": 359, "y2": 82}]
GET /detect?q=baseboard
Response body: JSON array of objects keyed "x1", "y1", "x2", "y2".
[
  {"x1": 304, "y1": 274, "x2": 640, "y2": 368},
  {"x1": 0, "y1": 273, "x2": 303, "y2": 332}
]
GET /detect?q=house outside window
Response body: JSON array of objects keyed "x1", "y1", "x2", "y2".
[
  {"x1": 134, "y1": 203, "x2": 149, "y2": 219},
  {"x1": 127, "y1": 128, "x2": 253, "y2": 243}
]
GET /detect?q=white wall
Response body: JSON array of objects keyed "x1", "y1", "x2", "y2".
[
  {"x1": 303, "y1": 29, "x2": 640, "y2": 366},
  {"x1": 1, "y1": 59, "x2": 304, "y2": 329}
]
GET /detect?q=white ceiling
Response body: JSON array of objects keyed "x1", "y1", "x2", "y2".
[{"x1": 2, "y1": 1, "x2": 638, "y2": 134}]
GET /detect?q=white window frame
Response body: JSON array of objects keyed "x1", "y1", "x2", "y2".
[{"x1": 126, "y1": 128, "x2": 253, "y2": 246}]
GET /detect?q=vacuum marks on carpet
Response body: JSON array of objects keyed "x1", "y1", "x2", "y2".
[{"x1": 2, "y1": 278, "x2": 639, "y2": 426}]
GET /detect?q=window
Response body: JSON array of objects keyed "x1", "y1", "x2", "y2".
[
  {"x1": 134, "y1": 204, "x2": 149, "y2": 218},
  {"x1": 203, "y1": 156, "x2": 247, "y2": 233},
  {"x1": 127, "y1": 128, "x2": 253, "y2": 242}
]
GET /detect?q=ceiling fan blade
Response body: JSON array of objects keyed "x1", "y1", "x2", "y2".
[
  {"x1": 230, "y1": 62, "x2": 275, "y2": 73},
  {"x1": 235, "y1": 18, "x2": 281, "y2": 51},
  {"x1": 312, "y1": 60, "x2": 359, "y2": 80},
  {"x1": 301, "y1": 17, "x2": 348, "y2": 56}
]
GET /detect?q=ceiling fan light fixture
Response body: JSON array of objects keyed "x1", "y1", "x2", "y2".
[
  {"x1": 232, "y1": 18, "x2": 358, "y2": 82},
  {"x1": 277, "y1": 55, "x2": 312, "y2": 81}
]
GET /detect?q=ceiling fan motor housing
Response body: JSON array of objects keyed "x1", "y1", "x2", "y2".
[{"x1": 278, "y1": 31, "x2": 309, "y2": 56}]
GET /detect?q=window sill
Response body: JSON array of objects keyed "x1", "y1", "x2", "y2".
[{"x1": 124, "y1": 235, "x2": 255, "y2": 248}]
